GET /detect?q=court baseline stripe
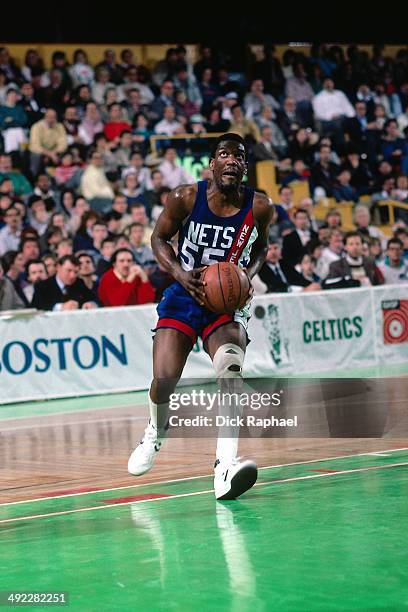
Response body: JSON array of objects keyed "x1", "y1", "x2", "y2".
[
  {"x1": 0, "y1": 461, "x2": 406, "y2": 525},
  {"x1": 1, "y1": 446, "x2": 407, "y2": 508}
]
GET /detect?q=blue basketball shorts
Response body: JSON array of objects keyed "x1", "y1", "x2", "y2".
[{"x1": 154, "y1": 281, "x2": 250, "y2": 344}]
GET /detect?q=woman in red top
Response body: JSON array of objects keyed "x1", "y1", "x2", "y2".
[
  {"x1": 103, "y1": 102, "x2": 131, "y2": 143},
  {"x1": 98, "y1": 248, "x2": 155, "y2": 307}
]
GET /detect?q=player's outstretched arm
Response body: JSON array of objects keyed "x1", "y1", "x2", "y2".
[
  {"x1": 151, "y1": 184, "x2": 206, "y2": 304},
  {"x1": 246, "y1": 193, "x2": 275, "y2": 279}
]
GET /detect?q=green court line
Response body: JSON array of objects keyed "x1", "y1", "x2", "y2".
[{"x1": 1, "y1": 449, "x2": 407, "y2": 522}]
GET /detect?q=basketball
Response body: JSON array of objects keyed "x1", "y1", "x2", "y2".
[{"x1": 201, "y1": 262, "x2": 251, "y2": 314}]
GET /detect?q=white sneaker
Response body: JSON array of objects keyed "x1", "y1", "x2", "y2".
[
  {"x1": 214, "y1": 457, "x2": 258, "y2": 500},
  {"x1": 128, "y1": 421, "x2": 163, "y2": 476}
]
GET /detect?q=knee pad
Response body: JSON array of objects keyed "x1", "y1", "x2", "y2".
[{"x1": 213, "y1": 343, "x2": 245, "y2": 379}]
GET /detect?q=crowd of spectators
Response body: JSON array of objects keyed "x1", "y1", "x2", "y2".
[{"x1": 1, "y1": 42, "x2": 408, "y2": 312}]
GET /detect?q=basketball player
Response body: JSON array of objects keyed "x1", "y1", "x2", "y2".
[{"x1": 128, "y1": 133, "x2": 275, "y2": 500}]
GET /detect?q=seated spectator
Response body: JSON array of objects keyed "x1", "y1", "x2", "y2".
[
  {"x1": 23, "y1": 259, "x2": 47, "y2": 304},
  {"x1": 20, "y1": 236, "x2": 40, "y2": 264},
  {"x1": 21, "y1": 48, "x2": 45, "y2": 83},
  {"x1": 377, "y1": 238, "x2": 408, "y2": 284},
  {"x1": 73, "y1": 210, "x2": 100, "y2": 252},
  {"x1": 315, "y1": 228, "x2": 344, "y2": 279},
  {"x1": 103, "y1": 210, "x2": 122, "y2": 235},
  {"x1": 78, "y1": 102, "x2": 104, "y2": 147},
  {"x1": 0, "y1": 259, "x2": 24, "y2": 310},
  {"x1": 332, "y1": 168, "x2": 359, "y2": 203},
  {"x1": 0, "y1": 204, "x2": 22, "y2": 256},
  {"x1": 122, "y1": 173, "x2": 143, "y2": 206},
  {"x1": 205, "y1": 107, "x2": 230, "y2": 133},
  {"x1": 229, "y1": 104, "x2": 261, "y2": 144},
  {"x1": 150, "y1": 80, "x2": 176, "y2": 121},
  {"x1": 55, "y1": 238, "x2": 74, "y2": 259},
  {"x1": 310, "y1": 143, "x2": 339, "y2": 198},
  {"x1": 114, "y1": 130, "x2": 134, "y2": 168},
  {"x1": 287, "y1": 128, "x2": 317, "y2": 167},
  {"x1": 66, "y1": 195, "x2": 90, "y2": 234},
  {"x1": 33, "y1": 173, "x2": 56, "y2": 211},
  {"x1": 55, "y1": 151, "x2": 81, "y2": 186},
  {"x1": 95, "y1": 48, "x2": 123, "y2": 85},
  {"x1": 77, "y1": 252, "x2": 99, "y2": 300},
  {"x1": 276, "y1": 97, "x2": 302, "y2": 139},
  {"x1": 128, "y1": 202, "x2": 153, "y2": 243},
  {"x1": 98, "y1": 248, "x2": 155, "y2": 306},
  {"x1": 258, "y1": 241, "x2": 320, "y2": 293},
  {"x1": 174, "y1": 90, "x2": 199, "y2": 121},
  {"x1": 243, "y1": 79, "x2": 280, "y2": 121},
  {"x1": 62, "y1": 105, "x2": 82, "y2": 147},
  {"x1": 29, "y1": 108, "x2": 68, "y2": 176},
  {"x1": 89, "y1": 221, "x2": 108, "y2": 259},
  {"x1": 312, "y1": 77, "x2": 355, "y2": 145},
  {"x1": 0, "y1": 154, "x2": 33, "y2": 197},
  {"x1": 131, "y1": 112, "x2": 152, "y2": 155},
  {"x1": 32, "y1": 254, "x2": 98, "y2": 310},
  {"x1": 285, "y1": 62, "x2": 314, "y2": 106},
  {"x1": 326, "y1": 231, "x2": 381, "y2": 287},
  {"x1": 354, "y1": 205, "x2": 386, "y2": 245},
  {"x1": 2, "y1": 249, "x2": 28, "y2": 305},
  {"x1": 93, "y1": 133, "x2": 119, "y2": 179},
  {"x1": 42, "y1": 253, "x2": 57, "y2": 277},
  {"x1": 92, "y1": 66, "x2": 116, "y2": 105},
  {"x1": 27, "y1": 196, "x2": 50, "y2": 235},
  {"x1": 126, "y1": 222, "x2": 156, "y2": 267},
  {"x1": 96, "y1": 237, "x2": 115, "y2": 277},
  {"x1": 112, "y1": 193, "x2": 131, "y2": 231},
  {"x1": 80, "y1": 150, "x2": 114, "y2": 213},
  {"x1": 269, "y1": 185, "x2": 294, "y2": 239},
  {"x1": 295, "y1": 252, "x2": 321, "y2": 284},
  {"x1": 154, "y1": 105, "x2": 184, "y2": 136},
  {"x1": 394, "y1": 227, "x2": 408, "y2": 258},
  {"x1": 159, "y1": 147, "x2": 194, "y2": 189},
  {"x1": 19, "y1": 81, "x2": 44, "y2": 128},
  {"x1": 151, "y1": 186, "x2": 170, "y2": 224},
  {"x1": 173, "y1": 65, "x2": 202, "y2": 109},
  {"x1": 253, "y1": 125, "x2": 289, "y2": 163},
  {"x1": 140, "y1": 169, "x2": 164, "y2": 214},
  {"x1": 122, "y1": 67, "x2": 154, "y2": 107},
  {"x1": 282, "y1": 208, "x2": 318, "y2": 266},
  {"x1": 103, "y1": 102, "x2": 131, "y2": 144},
  {"x1": 0, "y1": 88, "x2": 28, "y2": 153},
  {"x1": 342, "y1": 149, "x2": 374, "y2": 196},
  {"x1": 69, "y1": 49, "x2": 95, "y2": 88},
  {"x1": 380, "y1": 119, "x2": 408, "y2": 173},
  {"x1": 121, "y1": 151, "x2": 151, "y2": 190},
  {"x1": 282, "y1": 160, "x2": 310, "y2": 186}
]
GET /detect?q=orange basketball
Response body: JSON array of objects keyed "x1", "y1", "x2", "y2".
[{"x1": 201, "y1": 262, "x2": 250, "y2": 314}]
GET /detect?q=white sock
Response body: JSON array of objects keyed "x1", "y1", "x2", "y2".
[
  {"x1": 216, "y1": 436, "x2": 240, "y2": 464},
  {"x1": 148, "y1": 395, "x2": 169, "y2": 437},
  {"x1": 216, "y1": 378, "x2": 243, "y2": 463}
]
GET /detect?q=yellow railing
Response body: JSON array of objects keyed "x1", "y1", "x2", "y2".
[{"x1": 377, "y1": 200, "x2": 408, "y2": 226}]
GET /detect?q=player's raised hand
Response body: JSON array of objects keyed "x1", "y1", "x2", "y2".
[{"x1": 177, "y1": 266, "x2": 207, "y2": 305}]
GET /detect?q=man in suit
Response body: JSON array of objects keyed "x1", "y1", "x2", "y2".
[
  {"x1": 32, "y1": 254, "x2": 98, "y2": 311},
  {"x1": 258, "y1": 240, "x2": 320, "y2": 293},
  {"x1": 326, "y1": 231, "x2": 382, "y2": 288},
  {"x1": 282, "y1": 208, "x2": 318, "y2": 266}
]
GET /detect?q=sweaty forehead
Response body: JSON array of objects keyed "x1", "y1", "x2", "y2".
[{"x1": 215, "y1": 140, "x2": 246, "y2": 157}]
